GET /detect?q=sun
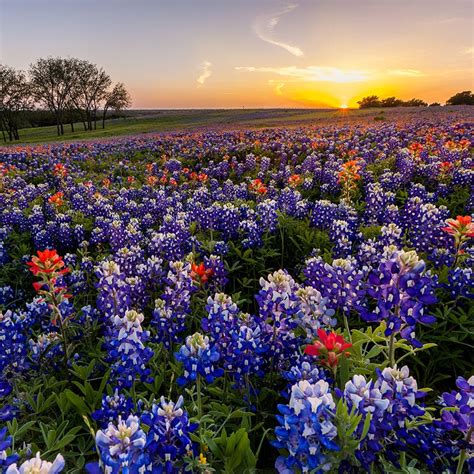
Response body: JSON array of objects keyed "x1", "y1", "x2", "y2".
[{"x1": 339, "y1": 104, "x2": 349, "y2": 109}]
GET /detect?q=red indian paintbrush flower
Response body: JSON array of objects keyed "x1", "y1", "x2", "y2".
[
  {"x1": 442, "y1": 216, "x2": 474, "y2": 239},
  {"x1": 305, "y1": 328, "x2": 352, "y2": 369},
  {"x1": 249, "y1": 178, "x2": 268, "y2": 195},
  {"x1": 191, "y1": 262, "x2": 214, "y2": 284},
  {"x1": 288, "y1": 174, "x2": 303, "y2": 187},
  {"x1": 53, "y1": 163, "x2": 67, "y2": 178},
  {"x1": 27, "y1": 249, "x2": 69, "y2": 276},
  {"x1": 48, "y1": 191, "x2": 64, "y2": 207}
]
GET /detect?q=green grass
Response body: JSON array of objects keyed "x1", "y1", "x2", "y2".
[{"x1": 0, "y1": 106, "x2": 451, "y2": 146}]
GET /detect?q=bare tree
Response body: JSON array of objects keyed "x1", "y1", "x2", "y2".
[
  {"x1": 0, "y1": 64, "x2": 32, "y2": 142},
  {"x1": 70, "y1": 60, "x2": 111, "y2": 131},
  {"x1": 29, "y1": 57, "x2": 77, "y2": 136},
  {"x1": 102, "y1": 82, "x2": 131, "y2": 129}
]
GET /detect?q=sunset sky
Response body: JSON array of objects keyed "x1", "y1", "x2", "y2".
[{"x1": 1, "y1": 0, "x2": 473, "y2": 108}]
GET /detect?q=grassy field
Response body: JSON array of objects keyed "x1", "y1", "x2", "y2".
[{"x1": 1, "y1": 106, "x2": 467, "y2": 146}]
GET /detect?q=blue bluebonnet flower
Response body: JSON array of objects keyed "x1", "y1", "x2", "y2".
[
  {"x1": 282, "y1": 357, "x2": 328, "y2": 397},
  {"x1": 202, "y1": 292, "x2": 240, "y2": 345},
  {"x1": 105, "y1": 309, "x2": 154, "y2": 388},
  {"x1": 303, "y1": 255, "x2": 366, "y2": 315},
  {"x1": 6, "y1": 453, "x2": 65, "y2": 474},
  {"x1": 92, "y1": 391, "x2": 135, "y2": 428},
  {"x1": 0, "y1": 427, "x2": 19, "y2": 470},
  {"x1": 364, "y1": 182, "x2": 396, "y2": 225},
  {"x1": 438, "y1": 375, "x2": 474, "y2": 437},
  {"x1": 0, "y1": 310, "x2": 29, "y2": 407},
  {"x1": 295, "y1": 286, "x2": 336, "y2": 340},
  {"x1": 224, "y1": 324, "x2": 267, "y2": 387},
  {"x1": 87, "y1": 415, "x2": 148, "y2": 474},
  {"x1": 360, "y1": 250, "x2": 437, "y2": 347},
  {"x1": 152, "y1": 260, "x2": 194, "y2": 348},
  {"x1": 339, "y1": 367, "x2": 426, "y2": 470},
  {"x1": 273, "y1": 379, "x2": 339, "y2": 473},
  {"x1": 175, "y1": 332, "x2": 223, "y2": 386},
  {"x1": 141, "y1": 396, "x2": 197, "y2": 471},
  {"x1": 95, "y1": 260, "x2": 131, "y2": 319},
  {"x1": 444, "y1": 267, "x2": 473, "y2": 299},
  {"x1": 257, "y1": 270, "x2": 302, "y2": 366},
  {"x1": 0, "y1": 286, "x2": 14, "y2": 307}
]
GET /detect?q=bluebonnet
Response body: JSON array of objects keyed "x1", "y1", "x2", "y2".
[
  {"x1": 273, "y1": 379, "x2": 339, "y2": 473},
  {"x1": 360, "y1": 250, "x2": 437, "y2": 347},
  {"x1": 87, "y1": 415, "x2": 148, "y2": 474},
  {"x1": 224, "y1": 324, "x2": 267, "y2": 387},
  {"x1": 444, "y1": 267, "x2": 473, "y2": 299},
  {"x1": 0, "y1": 427, "x2": 19, "y2": 470},
  {"x1": 152, "y1": 260, "x2": 194, "y2": 348},
  {"x1": 6, "y1": 453, "x2": 65, "y2": 474},
  {"x1": 282, "y1": 357, "x2": 328, "y2": 397},
  {"x1": 92, "y1": 391, "x2": 135, "y2": 428},
  {"x1": 303, "y1": 255, "x2": 366, "y2": 315},
  {"x1": 175, "y1": 332, "x2": 223, "y2": 386},
  {"x1": 104, "y1": 309, "x2": 154, "y2": 388},
  {"x1": 294, "y1": 286, "x2": 336, "y2": 340},
  {"x1": 256, "y1": 270, "x2": 301, "y2": 366},
  {"x1": 141, "y1": 396, "x2": 197, "y2": 472},
  {"x1": 438, "y1": 375, "x2": 473, "y2": 437},
  {"x1": 95, "y1": 260, "x2": 131, "y2": 319}
]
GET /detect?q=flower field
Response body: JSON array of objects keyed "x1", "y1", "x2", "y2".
[{"x1": 0, "y1": 111, "x2": 473, "y2": 473}]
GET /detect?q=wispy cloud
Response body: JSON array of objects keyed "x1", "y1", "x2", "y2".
[
  {"x1": 387, "y1": 69, "x2": 424, "y2": 77},
  {"x1": 236, "y1": 66, "x2": 371, "y2": 83},
  {"x1": 197, "y1": 61, "x2": 212, "y2": 87},
  {"x1": 268, "y1": 79, "x2": 286, "y2": 95},
  {"x1": 253, "y1": 2, "x2": 303, "y2": 57}
]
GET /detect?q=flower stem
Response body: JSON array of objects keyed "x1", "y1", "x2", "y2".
[
  {"x1": 456, "y1": 427, "x2": 473, "y2": 474},
  {"x1": 196, "y1": 374, "x2": 202, "y2": 421},
  {"x1": 343, "y1": 313, "x2": 352, "y2": 343},
  {"x1": 388, "y1": 333, "x2": 395, "y2": 366}
]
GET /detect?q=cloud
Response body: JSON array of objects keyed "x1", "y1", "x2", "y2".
[
  {"x1": 387, "y1": 69, "x2": 424, "y2": 77},
  {"x1": 197, "y1": 61, "x2": 212, "y2": 87},
  {"x1": 236, "y1": 66, "x2": 371, "y2": 83},
  {"x1": 253, "y1": 2, "x2": 303, "y2": 57},
  {"x1": 462, "y1": 47, "x2": 474, "y2": 55},
  {"x1": 268, "y1": 80, "x2": 286, "y2": 95}
]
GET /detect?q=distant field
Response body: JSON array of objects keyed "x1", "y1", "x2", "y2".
[{"x1": 1, "y1": 106, "x2": 471, "y2": 146}]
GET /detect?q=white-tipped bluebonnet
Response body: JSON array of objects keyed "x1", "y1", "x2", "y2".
[
  {"x1": 141, "y1": 396, "x2": 197, "y2": 470},
  {"x1": 87, "y1": 415, "x2": 148, "y2": 474},
  {"x1": 175, "y1": 332, "x2": 223, "y2": 386},
  {"x1": 105, "y1": 309, "x2": 153, "y2": 388},
  {"x1": 273, "y1": 379, "x2": 339, "y2": 473}
]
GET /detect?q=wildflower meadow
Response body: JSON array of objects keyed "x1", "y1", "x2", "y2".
[{"x1": 0, "y1": 111, "x2": 473, "y2": 473}]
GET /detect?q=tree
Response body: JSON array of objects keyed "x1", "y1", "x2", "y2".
[
  {"x1": 29, "y1": 57, "x2": 78, "y2": 136},
  {"x1": 402, "y1": 98, "x2": 427, "y2": 107},
  {"x1": 0, "y1": 64, "x2": 32, "y2": 142},
  {"x1": 446, "y1": 91, "x2": 473, "y2": 106},
  {"x1": 102, "y1": 82, "x2": 131, "y2": 129},
  {"x1": 429, "y1": 102, "x2": 441, "y2": 107},
  {"x1": 380, "y1": 97, "x2": 403, "y2": 108},
  {"x1": 357, "y1": 96, "x2": 381, "y2": 108},
  {"x1": 70, "y1": 59, "x2": 111, "y2": 131}
]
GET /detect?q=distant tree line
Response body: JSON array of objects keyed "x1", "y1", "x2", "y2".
[
  {"x1": 0, "y1": 57, "x2": 131, "y2": 142},
  {"x1": 357, "y1": 91, "x2": 473, "y2": 109}
]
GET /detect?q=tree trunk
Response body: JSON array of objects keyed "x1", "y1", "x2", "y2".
[
  {"x1": 0, "y1": 119, "x2": 6, "y2": 143},
  {"x1": 70, "y1": 121, "x2": 74, "y2": 132},
  {"x1": 102, "y1": 107, "x2": 108, "y2": 129}
]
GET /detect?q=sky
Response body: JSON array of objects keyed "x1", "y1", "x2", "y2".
[{"x1": 0, "y1": 0, "x2": 473, "y2": 108}]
